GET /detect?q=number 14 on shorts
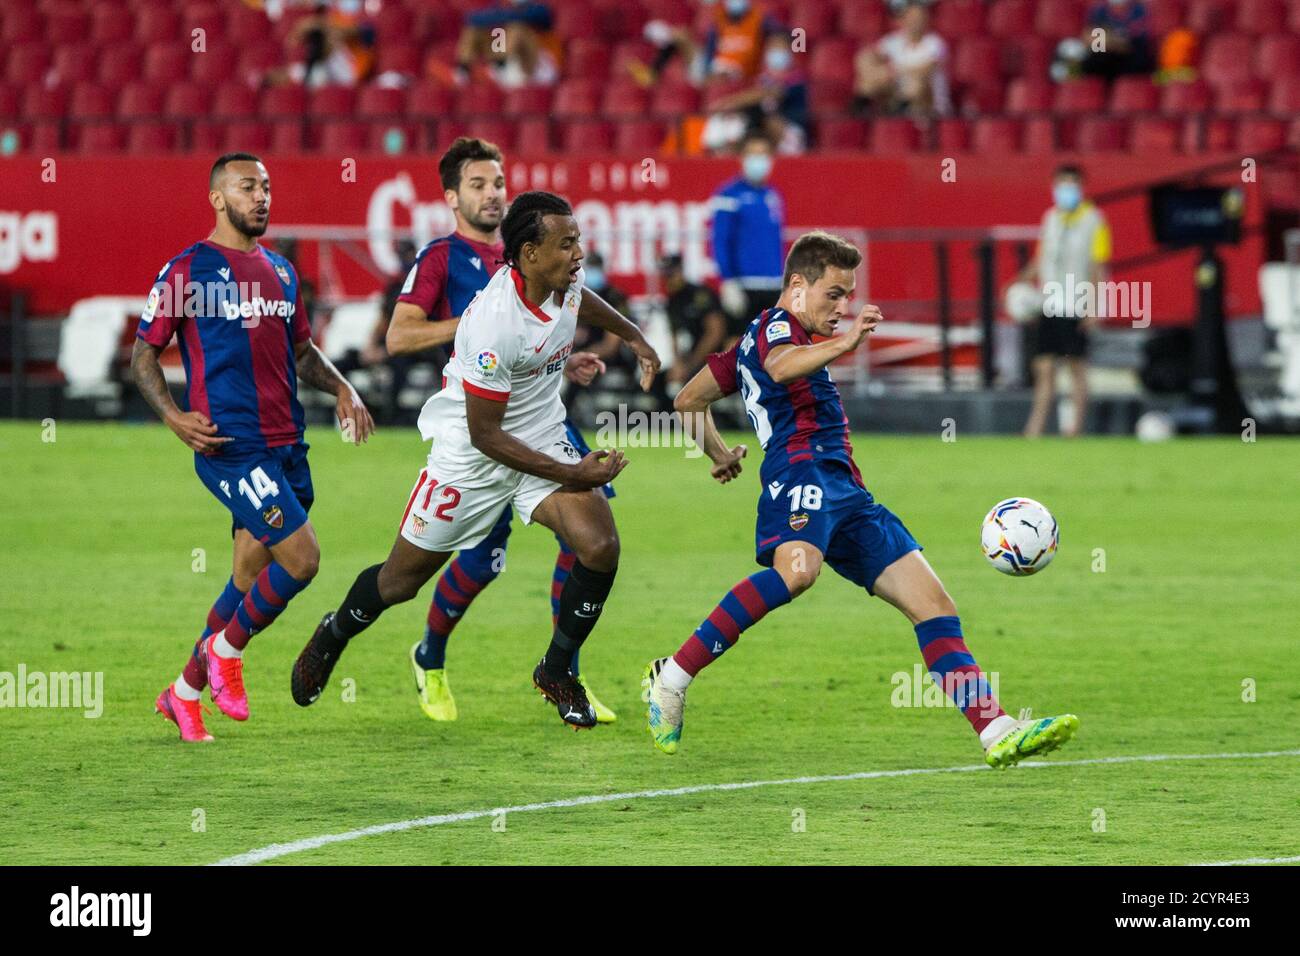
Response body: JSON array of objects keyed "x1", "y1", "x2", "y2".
[{"x1": 238, "y1": 466, "x2": 280, "y2": 509}]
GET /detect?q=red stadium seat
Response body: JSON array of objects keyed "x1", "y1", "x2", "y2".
[
  {"x1": 190, "y1": 45, "x2": 238, "y2": 86},
  {"x1": 1269, "y1": 75, "x2": 1300, "y2": 113},
  {"x1": 788, "y1": 0, "x2": 838, "y2": 40},
  {"x1": 51, "y1": 44, "x2": 99, "y2": 86},
  {"x1": 30, "y1": 121, "x2": 64, "y2": 153},
  {"x1": 375, "y1": 43, "x2": 421, "y2": 78},
  {"x1": 1001, "y1": 35, "x2": 1055, "y2": 82},
  {"x1": 407, "y1": 81, "x2": 454, "y2": 117},
  {"x1": 1256, "y1": 36, "x2": 1300, "y2": 80},
  {"x1": 817, "y1": 118, "x2": 868, "y2": 150},
  {"x1": 194, "y1": 120, "x2": 270, "y2": 152},
  {"x1": 236, "y1": 41, "x2": 282, "y2": 80},
  {"x1": 1235, "y1": 117, "x2": 1287, "y2": 152},
  {"x1": 1005, "y1": 78, "x2": 1053, "y2": 114},
  {"x1": 260, "y1": 85, "x2": 308, "y2": 117},
  {"x1": 269, "y1": 120, "x2": 306, "y2": 153},
  {"x1": 1186, "y1": 0, "x2": 1231, "y2": 32},
  {"x1": 213, "y1": 86, "x2": 258, "y2": 119},
  {"x1": 69, "y1": 83, "x2": 114, "y2": 120},
  {"x1": 808, "y1": 39, "x2": 856, "y2": 83},
  {"x1": 6, "y1": 44, "x2": 51, "y2": 86},
  {"x1": 22, "y1": 87, "x2": 69, "y2": 120},
  {"x1": 1108, "y1": 77, "x2": 1158, "y2": 114},
  {"x1": 987, "y1": 0, "x2": 1034, "y2": 37},
  {"x1": 951, "y1": 38, "x2": 1000, "y2": 90},
  {"x1": 227, "y1": 4, "x2": 272, "y2": 46},
  {"x1": 143, "y1": 45, "x2": 189, "y2": 84},
  {"x1": 642, "y1": 0, "x2": 694, "y2": 25},
  {"x1": 555, "y1": 4, "x2": 599, "y2": 39},
  {"x1": 1235, "y1": 0, "x2": 1288, "y2": 33},
  {"x1": 1033, "y1": 0, "x2": 1084, "y2": 37},
  {"x1": 1148, "y1": 0, "x2": 1189, "y2": 37},
  {"x1": 1290, "y1": 117, "x2": 1300, "y2": 149},
  {"x1": 502, "y1": 86, "x2": 554, "y2": 117},
  {"x1": 602, "y1": 81, "x2": 650, "y2": 119},
  {"x1": 309, "y1": 87, "x2": 357, "y2": 118},
  {"x1": 1074, "y1": 117, "x2": 1128, "y2": 152},
  {"x1": 599, "y1": 4, "x2": 648, "y2": 42},
  {"x1": 869, "y1": 118, "x2": 921, "y2": 153},
  {"x1": 1215, "y1": 79, "x2": 1267, "y2": 113},
  {"x1": 806, "y1": 79, "x2": 853, "y2": 114},
  {"x1": 1053, "y1": 78, "x2": 1106, "y2": 113},
  {"x1": 2, "y1": 9, "x2": 43, "y2": 44},
  {"x1": 97, "y1": 45, "x2": 142, "y2": 87},
  {"x1": 565, "y1": 39, "x2": 611, "y2": 81},
  {"x1": 1129, "y1": 117, "x2": 1182, "y2": 152},
  {"x1": 1201, "y1": 34, "x2": 1254, "y2": 89},
  {"x1": 610, "y1": 39, "x2": 656, "y2": 79},
  {"x1": 1182, "y1": 116, "x2": 1234, "y2": 151},
  {"x1": 453, "y1": 83, "x2": 504, "y2": 117},
  {"x1": 91, "y1": 7, "x2": 135, "y2": 45},
  {"x1": 515, "y1": 117, "x2": 554, "y2": 154},
  {"x1": 127, "y1": 123, "x2": 181, "y2": 154},
  {"x1": 46, "y1": 8, "x2": 91, "y2": 41},
  {"x1": 935, "y1": 118, "x2": 971, "y2": 152},
  {"x1": 118, "y1": 83, "x2": 164, "y2": 120},
  {"x1": 1159, "y1": 79, "x2": 1213, "y2": 113},
  {"x1": 182, "y1": 2, "x2": 227, "y2": 41},
  {"x1": 77, "y1": 122, "x2": 128, "y2": 153},
  {"x1": 365, "y1": 122, "x2": 421, "y2": 155},
  {"x1": 457, "y1": 118, "x2": 515, "y2": 151},
  {"x1": 614, "y1": 119, "x2": 666, "y2": 153},
  {"x1": 374, "y1": 5, "x2": 415, "y2": 41},
  {"x1": 836, "y1": 0, "x2": 888, "y2": 42},
  {"x1": 972, "y1": 117, "x2": 1024, "y2": 153},
  {"x1": 163, "y1": 82, "x2": 207, "y2": 118},
  {"x1": 553, "y1": 80, "x2": 600, "y2": 118},
  {"x1": 650, "y1": 81, "x2": 701, "y2": 116},
  {"x1": 316, "y1": 121, "x2": 368, "y2": 154},
  {"x1": 0, "y1": 85, "x2": 18, "y2": 121},
  {"x1": 135, "y1": 8, "x2": 180, "y2": 43},
  {"x1": 1022, "y1": 117, "x2": 1058, "y2": 152},
  {"x1": 933, "y1": 0, "x2": 986, "y2": 35},
  {"x1": 559, "y1": 119, "x2": 614, "y2": 152},
  {"x1": 1291, "y1": 0, "x2": 1300, "y2": 32},
  {"x1": 356, "y1": 87, "x2": 407, "y2": 117}
]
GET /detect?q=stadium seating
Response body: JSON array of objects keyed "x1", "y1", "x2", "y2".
[{"x1": 2, "y1": 0, "x2": 1299, "y2": 158}]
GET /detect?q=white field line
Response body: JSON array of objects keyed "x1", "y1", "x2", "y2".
[
  {"x1": 211, "y1": 748, "x2": 1300, "y2": 866},
  {"x1": 1193, "y1": 855, "x2": 1300, "y2": 866}
]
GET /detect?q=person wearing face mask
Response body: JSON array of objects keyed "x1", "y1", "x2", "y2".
[
  {"x1": 709, "y1": 33, "x2": 810, "y2": 154},
  {"x1": 854, "y1": 0, "x2": 950, "y2": 117},
  {"x1": 1015, "y1": 165, "x2": 1113, "y2": 438},
  {"x1": 703, "y1": 0, "x2": 782, "y2": 82},
  {"x1": 1081, "y1": 0, "x2": 1155, "y2": 81},
  {"x1": 710, "y1": 133, "x2": 786, "y2": 338}
]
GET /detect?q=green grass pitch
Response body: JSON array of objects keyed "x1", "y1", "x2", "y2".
[{"x1": 1, "y1": 420, "x2": 1297, "y2": 865}]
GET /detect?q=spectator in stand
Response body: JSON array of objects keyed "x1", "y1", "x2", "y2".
[
  {"x1": 709, "y1": 132, "x2": 786, "y2": 339},
  {"x1": 277, "y1": 1, "x2": 376, "y2": 88},
  {"x1": 660, "y1": 253, "x2": 727, "y2": 390},
  {"x1": 703, "y1": 0, "x2": 784, "y2": 84},
  {"x1": 436, "y1": 1, "x2": 559, "y2": 89},
  {"x1": 853, "y1": 0, "x2": 950, "y2": 118},
  {"x1": 1014, "y1": 166, "x2": 1113, "y2": 439},
  {"x1": 708, "y1": 33, "x2": 809, "y2": 154},
  {"x1": 1155, "y1": 27, "x2": 1199, "y2": 83},
  {"x1": 1081, "y1": 0, "x2": 1155, "y2": 80}
]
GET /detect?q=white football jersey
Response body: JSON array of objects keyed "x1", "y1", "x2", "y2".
[{"x1": 418, "y1": 264, "x2": 584, "y2": 462}]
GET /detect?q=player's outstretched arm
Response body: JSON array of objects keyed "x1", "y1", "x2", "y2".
[
  {"x1": 385, "y1": 302, "x2": 460, "y2": 357},
  {"x1": 764, "y1": 304, "x2": 881, "y2": 384},
  {"x1": 466, "y1": 392, "x2": 626, "y2": 490},
  {"x1": 673, "y1": 365, "x2": 746, "y2": 484},
  {"x1": 293, "y1": 339, "x2": 375, "y2": 444},
  {"x1": 130, "y1": 338, "x2": 231, "y2": 453},
  {"x1": 577, "y1": 286, "x2": 661, "y2": 391}
]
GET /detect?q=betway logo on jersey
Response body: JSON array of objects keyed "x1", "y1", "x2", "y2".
[
  {"x1": 0, "y1": 210, "x2": 58, "y2": 274},
  {"x1": 222, "y1": 295, "x2": 296, "y2": 323}
]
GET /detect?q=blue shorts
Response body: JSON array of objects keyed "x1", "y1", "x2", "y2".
[
  {"x1": 194, "y1": 441, "x2": 314, "y2": 546},
  {"x1": 458, "y1": 418, "x2": 609, "y2": 566},
  {"x1": 754, "y1": 460, "x2": 920, "y2": 595}
]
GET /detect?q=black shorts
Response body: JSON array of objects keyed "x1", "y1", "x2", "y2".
[{"x1": 1034, "y1": 314, "x2": 1089, "y2": 358}]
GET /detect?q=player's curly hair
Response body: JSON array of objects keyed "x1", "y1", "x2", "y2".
[
  {"x1": 501, "y1": 191, "x2": 573, "y2": 268},
  {"x1": 438, "y1": 137, "x2": 504, "y2": 192}
]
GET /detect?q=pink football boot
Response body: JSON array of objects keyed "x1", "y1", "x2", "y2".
[{"x1": 155, "y1": 686, "x2": 214, "y2": 742}]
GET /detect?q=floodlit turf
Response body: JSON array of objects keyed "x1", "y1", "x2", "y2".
[{"x1": 1, "y1": 420, "x2": 1297, "y2": 865}]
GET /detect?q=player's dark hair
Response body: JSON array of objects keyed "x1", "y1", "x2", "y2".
[
  {"x1": 439, "y1": 137, "x2": 504, "y2": 192},
  {"x1": 210, "y1": 152, "x2": 263, "y2": 188},
  {"x1": 501, "y1": 191, "x2": 573, "y2": 267},
  {"x1": 1054, "y1": 164, "x2": 1084, "y2": 180},
  {"x1": 782, "y1": 231, "x2": 862, "y2": 289}
]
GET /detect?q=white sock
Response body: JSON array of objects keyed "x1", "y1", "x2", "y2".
[
  {"x1": 660, "y1": 657, "x2": 693, "y2": 692},
  {"x1": 172, "y1": 675, "x2": 202, "y2": 701},
  {"x1": 979, "y1": 714, "x2": 1019, "y2": 749},
  {"x1": 212, "y1": 630, "x2": 243, "y2": 660}
]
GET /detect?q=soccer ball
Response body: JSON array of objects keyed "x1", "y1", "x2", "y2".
[{"x1": 981, "y1": 498, "x2": 1058, "y2": 576}]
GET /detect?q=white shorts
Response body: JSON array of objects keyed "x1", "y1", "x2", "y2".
[{"x1": 398, "y1": 422, "x2": 581, "y2": 553}]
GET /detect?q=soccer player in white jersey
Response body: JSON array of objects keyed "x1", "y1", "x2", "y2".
[{"x1": 291, "y1": 192, "x2": 661, "y2": 728}]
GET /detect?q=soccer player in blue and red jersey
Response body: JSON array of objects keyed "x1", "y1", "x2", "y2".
[
  {"x1": 132, "y1": 153, "x2": 374, "y2": 742},
  {"x1": 643, "y1": 231, "x2": 1078, "y2": 767},
  {"x1": 379, "y1": 137, "x2": 618, "y2": 723}
]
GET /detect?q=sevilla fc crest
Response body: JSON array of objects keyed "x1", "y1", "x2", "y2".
[
  {"x1": 788, "y1": 512, "x2": 809, "y2": 531},
  {"x1": 262, "y1": 505, "x2": 284, "y2": 530},
  {"x1": 275, "y1": 264, "x2": 291, "y2": 284},
  {"x1": 411, "y1": 515, "x2": 428, "y2": 535}
]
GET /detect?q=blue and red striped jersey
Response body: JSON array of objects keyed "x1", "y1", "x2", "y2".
[
  {"x1": 707, "y1": 307, "x2": 863, "y2": 487},
  {"x1": 397, "y1": 231, "x2": 505, "y2": 320},
  {"x1": 136, "y1": 240, "x2": 312, "y2": 449}
]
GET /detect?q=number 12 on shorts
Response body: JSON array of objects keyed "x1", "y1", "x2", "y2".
[
  {"x1": 422, "y1": 479, "x2": 461, "y2": 522},
  {"x1": 238, "y1": 466, "x2": 280, "y2": 509}
]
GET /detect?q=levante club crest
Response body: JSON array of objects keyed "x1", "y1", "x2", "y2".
[{"x1": 262, "y1": 505, "x2": 284, "y2": 530}]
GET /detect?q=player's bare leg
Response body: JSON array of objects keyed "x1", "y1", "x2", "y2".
[
  {"x1": 1023, "y1": 355, "x2": 1056, "y2": 438},
  {"x1": 525, "y1": 489, "x2": 621, "y2": 728},
  {"x1": 872, "y1": 550, "x2": 1077, "y2": 767},
  {"x1": 292, "y1": 533, "x2": 451, "y2": 706},
  {"x1": 644, "y1": 540, "x2": 807, "y2": 753},
  {"x1": 1065, "y1": 356, "x2": 1089, "y2": 438}
]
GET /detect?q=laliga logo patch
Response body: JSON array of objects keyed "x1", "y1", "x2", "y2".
[
  {"x1": 141, "y1": 286, "x2": 161, "y2": 323},
  {"x1": 262, "y1": 505, "x2": 284, "y2": 530},
  {"x1": 766, "y1": 320, "x2": 791, "y2": 343},
  {"x1": 476, "y1": 350, "x2": 499, "y2": 373},
  {"x1": 788, "y1": 512, "x2": 809, "y2": 531}
]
